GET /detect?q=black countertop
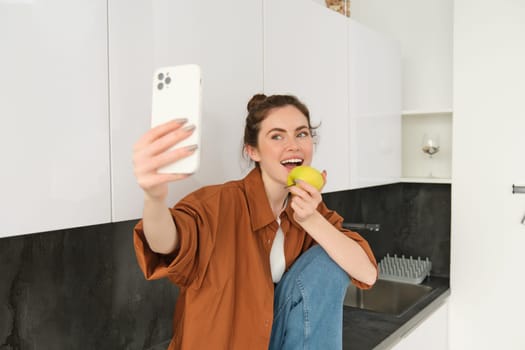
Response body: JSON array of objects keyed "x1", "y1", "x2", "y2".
[{"x1": 342, "y1": 276, "x2": 450, "y2": 350}]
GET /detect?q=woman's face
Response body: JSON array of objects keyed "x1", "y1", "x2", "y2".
[{"x1": 247, "y1": 105, "x2": 314, "y2": 187}]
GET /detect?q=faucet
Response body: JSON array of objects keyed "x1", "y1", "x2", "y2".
[{"x1": 342, "y1": 222, "x2": 381, "y2": 232}]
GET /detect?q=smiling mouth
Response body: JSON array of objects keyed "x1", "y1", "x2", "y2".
[{"x1": 281, "y1": 158, "x2": 303, "y2": 170}]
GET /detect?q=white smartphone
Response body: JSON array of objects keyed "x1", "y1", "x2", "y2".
[{"x1": 151, "y1": 64, "x2": 202, "y2": 174}]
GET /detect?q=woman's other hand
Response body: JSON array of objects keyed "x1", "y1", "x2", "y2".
[
  {"x1": 133, "y1": 118, "x2": 197, "y2": 201},
  {"x1": 288, "y1": 170, "x2": 326, "y2": 223}
]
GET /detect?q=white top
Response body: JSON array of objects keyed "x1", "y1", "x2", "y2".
[{"x1": 270, "y1": 217, "x2": 286, "y2": 283}]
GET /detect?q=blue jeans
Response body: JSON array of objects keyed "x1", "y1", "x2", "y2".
[{"x1": 269, "y1": 245, "x2": 350, "y2": 350}]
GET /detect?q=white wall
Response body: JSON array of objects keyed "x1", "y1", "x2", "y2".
[
  {"x1": 451, "y1": 1, "x2": 525, "y2": 349},
  {"x1": 351, "y1": 0, "x2": 452, "y2": 111}
]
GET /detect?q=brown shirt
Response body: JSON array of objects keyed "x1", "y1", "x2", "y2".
[{"x1": 134, "y1": 167, "x2": 377, "y2": 350}]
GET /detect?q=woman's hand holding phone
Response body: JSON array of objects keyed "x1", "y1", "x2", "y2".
[{"x1": 132, "y1": 119, "x2": 197, "y2": 201}]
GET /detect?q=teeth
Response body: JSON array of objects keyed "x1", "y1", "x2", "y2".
[{"x1": 281, "y1": 158, "x2": 303, "y2": 165}]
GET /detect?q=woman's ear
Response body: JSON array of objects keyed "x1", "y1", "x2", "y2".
[{"x1": 245, "y1": 145, "x2": 261, "y2": 162}]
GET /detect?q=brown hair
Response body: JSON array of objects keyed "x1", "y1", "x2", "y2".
[{"x1": 243, "y1": 94, "x2": 318, "y2": 150}]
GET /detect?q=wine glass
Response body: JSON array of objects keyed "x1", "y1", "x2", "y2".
[{"x1": 422, "y1": 133, "x2": 440, "y2": 177}]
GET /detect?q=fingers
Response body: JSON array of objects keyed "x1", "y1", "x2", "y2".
[
  {"x1": 135, "y1": 120, "x2": 195, "y2": 158},
  {"x1": 132, "y1": 118, "x2": 198, "y2": 197},
  {"x1": 134, "y1": 118, "x2": 187, "y2": 150},
  {"x1": 145, "y1": 125, "x2": 195, "y2": 158},
  {"x1": 133, "y1": 118, "x2": 197, "y2": 172},
  {"x1": 288, "y1": 180, "x2": 322, "y2": 222},
  {"x1": 134, "y1": 144, "x2": 198, "y2": 175},
  {"x1": 137, "y1": 172, "x2": 191, "y2": 191},
  {"x1": 321, "y1": 170, "x2": 327, "y2": 189},
  {"x1": 290, "y1": 196, "x2": 315, "y2": 222},
  {"x1": 288, "y1": 180, "x2": 322, "y2": 201}
]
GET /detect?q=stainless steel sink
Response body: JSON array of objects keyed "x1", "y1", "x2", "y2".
[{"x1": 344, "y1": 279, "x2": 432, "y2": 316}]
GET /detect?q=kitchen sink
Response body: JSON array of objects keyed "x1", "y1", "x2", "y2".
[{"x1": 344, "y1": 279, "x2": 432, "y2": 316}]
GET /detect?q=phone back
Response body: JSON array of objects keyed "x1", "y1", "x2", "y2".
[{"x1": 151, "y1": 64, "x2": 202, "y2": 174}]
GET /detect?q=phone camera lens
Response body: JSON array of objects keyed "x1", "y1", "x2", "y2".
[
  {"x1": 158, "y1": 73, "x2": 164, "y2": 81},
  {"x1": 164, "y1": 77, "x2": 171, "y2": 85},
  {"x1": 157, "y1": 83, "x2": 164, "y2": 90}
]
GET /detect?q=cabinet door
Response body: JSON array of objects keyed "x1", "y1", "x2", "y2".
[
  {"x1": 391, "y1": 300, "x2": 449, "y2": 350},
  {"x1": 0, "y1": 1, "x2": 110, "y2": 237},
  {"x1": 351, "y1": 0, "x2": 453, "y2": 112},
  {"x1": 109, "y1": 0, "x2": 263, "y2": 221},
  {"x1": 264, "y1": 0, "x2": 350, "y2": 193},
  {"x1": 264, "y1": 0, "x2": 400, "y2": 192},
  {"x1": 348, "y1": 20, "x2": 401, "y2": 189}
]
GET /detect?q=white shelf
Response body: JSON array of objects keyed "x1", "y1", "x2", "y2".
[
  {"x1": 402, "y1": 109, "x2": 453, "y2": 116},
  {"x1": 400, "y1": 177, "x2": 452, "y2": 184},
  {"x1": 402, "y1": 112, "x2": 452, "y2": 180}
]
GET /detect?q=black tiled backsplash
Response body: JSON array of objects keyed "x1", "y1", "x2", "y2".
[
  {"x1": 323, "y1": 183, "x2": 451, "y2": 277},
  {"x1": 0, "y1": 221, "x2": 177, "y2": 350},
  {"x1": 0, "y1": 183, "x2": 450, "y2": 349}
]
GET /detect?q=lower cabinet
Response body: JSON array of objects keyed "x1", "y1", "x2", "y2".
[{"x1": 390, "y1": 299, "x2": 449, "y2": 350}]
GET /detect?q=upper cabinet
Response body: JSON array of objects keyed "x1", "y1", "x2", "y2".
[
  {"x1": 1, "y1": 0, "x2": 402, "y2": 237},
  {"x1": 0, "y1": 0, "x2": 111, "y2": 238},
  {"x1": 263, "y1": 0, "x2": 351, "y2": 192},
  {"x1": 348, "y1": 20, "x2": 401, "y2": 189},
  {"x1": 108, "y1": 0, "x2": 263, "y2": 222},
  {"x1": 352, "y1": 0, "x2": 452, "y2": 112},
  {"x1": 351, "y1": 0, "x2": 453, "y2": 183},
  {"x1": 264, "y1": 0, "x2": 401, "y2": 192}
]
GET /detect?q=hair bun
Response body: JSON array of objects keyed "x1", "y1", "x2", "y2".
[{"x1": 247, "y1": 94, "x2": 267, "y2": 112}]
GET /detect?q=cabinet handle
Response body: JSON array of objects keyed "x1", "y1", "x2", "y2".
[{"x1": 512, "y1": 184, "x2": 525, "y2": 194}]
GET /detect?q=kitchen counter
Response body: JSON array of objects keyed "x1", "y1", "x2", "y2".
[{"x1": 342, "y1": 276, "x2": 450, "y2": 350}]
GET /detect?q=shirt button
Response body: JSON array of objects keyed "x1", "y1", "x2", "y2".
[
  {"x1": 264, "y1": 320, "x2": 270, "y2": 327},
  {"x1": 267, "y1": 239, "x2": 271, "y2": 244}
]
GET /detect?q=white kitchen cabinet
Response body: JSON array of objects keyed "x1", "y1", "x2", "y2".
[
  {"x1": 347, "y1": 20, "x2": 401, "y2": 189},
  {"x1": 1, "y1": 0, "x2": 403, "y2": 237},
  {"x1": 351, "y1": 0, "x2": 453, "y2": 113},
  {"x1": 390, "y1": 299, "x2": 449, "y2": 350},
  {"x1": 263, "y1": 0, "x2": 350, "y2": 192},
  {"x1": 108, "y1": 0, "x2": 263, "y2": 221},
  {"x1": 264, "y1": 0, "x2": 401, "y2": 192},
  {"x1": 349, "y1": 0, "x2": 453, "y2": 185},
  {"x1": 0, "y1": 0, "x2": 111, "y2": 237}
]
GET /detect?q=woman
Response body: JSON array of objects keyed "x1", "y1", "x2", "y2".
[{"x1": 133, "y1": 94, "x2": 377, "y2": 349}]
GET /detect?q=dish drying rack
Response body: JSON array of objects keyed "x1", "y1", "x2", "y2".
[{"x1": 378, "y1": 254, "x2": 432, "y2": 284}]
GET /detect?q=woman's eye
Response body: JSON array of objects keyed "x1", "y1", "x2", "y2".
[
  {"x1": 271, "y1": 134, "x2": 283, "y2": 140},
  {"x1": 297, "y1": 131, "x2": 310, "y2": 138}
]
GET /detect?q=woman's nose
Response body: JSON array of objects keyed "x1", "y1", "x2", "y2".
[{"x1": 286, "y1": 137, "x2": 300, "y2": 150}]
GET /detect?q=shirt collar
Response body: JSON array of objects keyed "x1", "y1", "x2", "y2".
[
  {"x1": 243, "y1": 167, "x2": 301, "y2": 232},
  {"x1": 243, "y1": 167, "x2": 278, "y2": 232}
]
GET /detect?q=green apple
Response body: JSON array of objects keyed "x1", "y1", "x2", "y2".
[{"x1": 286, "y1": 165, "x2": 324, "y2": 190}]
